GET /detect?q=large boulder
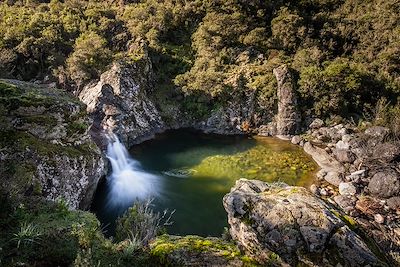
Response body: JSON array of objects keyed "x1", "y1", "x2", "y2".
[
  {"x1": 223, "y1": 179, "x2": 388, "y2": 266},
  {"x1": 0, "y1": 80, "x2": 105, "y2": 209},
  {"x1": 303, "y1": 142, "x2": 345, "y2": 173},
  {"x1": 273, "y1": 65, "x2": 300, "y2": 138},
  {"x1": 79, "y1": 58, "x2": 165, "y2": 147}
]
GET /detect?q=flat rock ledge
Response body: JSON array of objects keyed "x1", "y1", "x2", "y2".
[{"x1": 223, "y1": 179, "x2": 389, "y2": 267}]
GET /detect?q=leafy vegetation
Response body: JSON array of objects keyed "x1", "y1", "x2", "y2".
[
  {"x1": 0, "y1": 0, "x2": 398, "y2": 122},
  {"x1": 115, "y1": 200, "x2": 174, "y2": 247}
]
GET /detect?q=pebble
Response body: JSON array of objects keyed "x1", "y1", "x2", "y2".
[
  {"x1": 320, "y1": 188, "x2": 328, "y2": 196},
  {"x1": 339, "y1": 182, "x2": 357, "y2": 196},
  {"x1": 310, "y1": 184, "x2": 319, "y2": 195},
  {"x1": 374, "y1": 214, "x2": 385, "y2": 224}
]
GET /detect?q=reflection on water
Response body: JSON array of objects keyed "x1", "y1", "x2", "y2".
[{"x1": 92, "y1": 129, "x2": 317, "y2": 237}]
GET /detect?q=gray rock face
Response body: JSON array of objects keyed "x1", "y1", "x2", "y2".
[
  {"x1": 79, "y1": 60, "x2": 165, "y2": 147},
  {"x1": 368, "y1": 170, "x2": 400, "y2": 198},
  {"x1": 223, "y1": 179, "x2": 387, "y2": 266},
  {"x1": 199, "y1": 106, "x2": 246, "y2": 135},
  {"x1": 258, "y1": 122, "x2": 277, "y2": 136},
  {"x1": 273, "y1": 65, "x2": 300, "y2": 137},
  {"x1": 0, "y1": 80, "x2": 105, "y2": 209},
  {"x1": 199, "y1": 89, "x2": 258, "y2": 135},
  {"x1": 303, "y1": 142, "x2": 345, "y2": 173}
]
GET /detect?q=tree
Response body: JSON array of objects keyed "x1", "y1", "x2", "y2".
[{"x1": 66, "y1": 31, "x2": 111, "y2": 89}]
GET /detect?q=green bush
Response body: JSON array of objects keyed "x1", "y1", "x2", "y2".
[
  {"x1": 298, "y1": 59, "x2": 385, "y2": 117},
  {"x1": 115, "y1": 200, "x2": 174, "y2": 248},
  {"x1": 66, "y1": 31, "x2": 111, "y2": 88}
]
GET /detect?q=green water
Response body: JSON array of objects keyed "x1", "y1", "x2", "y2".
[{"x1": 92, "y1": 129, "x2": 316, "y2": 237}]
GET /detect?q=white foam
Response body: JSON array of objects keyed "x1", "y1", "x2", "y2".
[{"x1": 105, "y1": 134, "x2": 160, "y2": 208}]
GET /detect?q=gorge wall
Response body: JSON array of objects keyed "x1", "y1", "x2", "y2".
[{"x1": 0, "y1": 80, "x2": 105, "y2": 209}]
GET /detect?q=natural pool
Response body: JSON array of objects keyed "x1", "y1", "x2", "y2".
[{"x1": 92, "y1": 129, "x2": 317, "y2": 237}]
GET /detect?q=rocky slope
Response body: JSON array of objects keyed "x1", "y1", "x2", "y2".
[
  {"x1": 0, "y1": 80, "x2": 105, "y2": 209},
  {"x1": 290, "y1": 121, "x2": 400, "y2": 265}
]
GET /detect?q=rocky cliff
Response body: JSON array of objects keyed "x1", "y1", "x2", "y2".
[
  {"x1": 0, "y1": 80, "x2": 105, "y2": 209},
  {"x1": 79, "y1": 57, "x2": 165, "y2": 147}
]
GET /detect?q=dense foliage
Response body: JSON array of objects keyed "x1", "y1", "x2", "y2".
[{"x1": 0, "y1": 0, "x2": 399, "y2": 120}]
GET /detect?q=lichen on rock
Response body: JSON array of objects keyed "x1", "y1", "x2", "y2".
[
  {"x1": 78, "y1": 58, "x2": 165, "y2": 147},
  {"x1": 0, "y1": 80, "x2": 105, "y2": 209},
  {"x1": 223, "y1": 179, "x2": 389, "y2": 266}
]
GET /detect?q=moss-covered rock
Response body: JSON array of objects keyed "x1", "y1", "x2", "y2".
[
  {"x1": 0, "y1": 80, "x2": 105, "y2": 209},
  {"x1": 150, "y1": 234, "x2": 260, "y2": 266}
]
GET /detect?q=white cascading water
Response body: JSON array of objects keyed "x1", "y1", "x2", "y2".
[{"x1": 105, "y1": 134, "x2": 160, "y2": 208}]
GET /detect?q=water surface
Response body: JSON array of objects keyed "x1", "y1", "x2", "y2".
[{"x1": 92, "y1": 129, "x2": 316, "y2": 237}]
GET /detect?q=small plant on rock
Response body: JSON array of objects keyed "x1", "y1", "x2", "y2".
[
  {"x1": 11, "y1": 222, "x2": 42, "y2": 249},
  {"x1": 115, "y1": 199, "x2": 174, "y2": 249}
]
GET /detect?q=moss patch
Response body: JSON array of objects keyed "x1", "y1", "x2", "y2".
[
  {"x1": 190, "y1": 137, "x2": 317, "y2": 187},
  {"x1": 150, "y1": 234, "x2": 259, "y2": 266}
]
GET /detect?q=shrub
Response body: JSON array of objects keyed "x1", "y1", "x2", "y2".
[
  {"x1": 66, "y1": 31, "x2": 111, "y2": 89},
  {"x1": 298, "y1": 59, "x2": 384, "y2": 118},
  {"x1": 373, "y1": 98, "x2": 400, "y2": 137},
  {"x1": 115, "y1": 200, "x2": 174, "y2": 248}
]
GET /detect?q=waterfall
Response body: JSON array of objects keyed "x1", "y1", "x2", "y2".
[{"x1": 105, "y1": 134, "x2": 160, "y2": 208}]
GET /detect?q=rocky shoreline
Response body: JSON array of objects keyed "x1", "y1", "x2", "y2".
[{"x1": 293, "y1": 121, "x2": 400, "y2": 265}]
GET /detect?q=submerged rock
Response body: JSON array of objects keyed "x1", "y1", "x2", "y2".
[
  {"x1": 223, "y1": 179, "x2": 388, "y2": 266},
  {"x1": 0, "y1": 80, "x2": 105, "y2": 209}
]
